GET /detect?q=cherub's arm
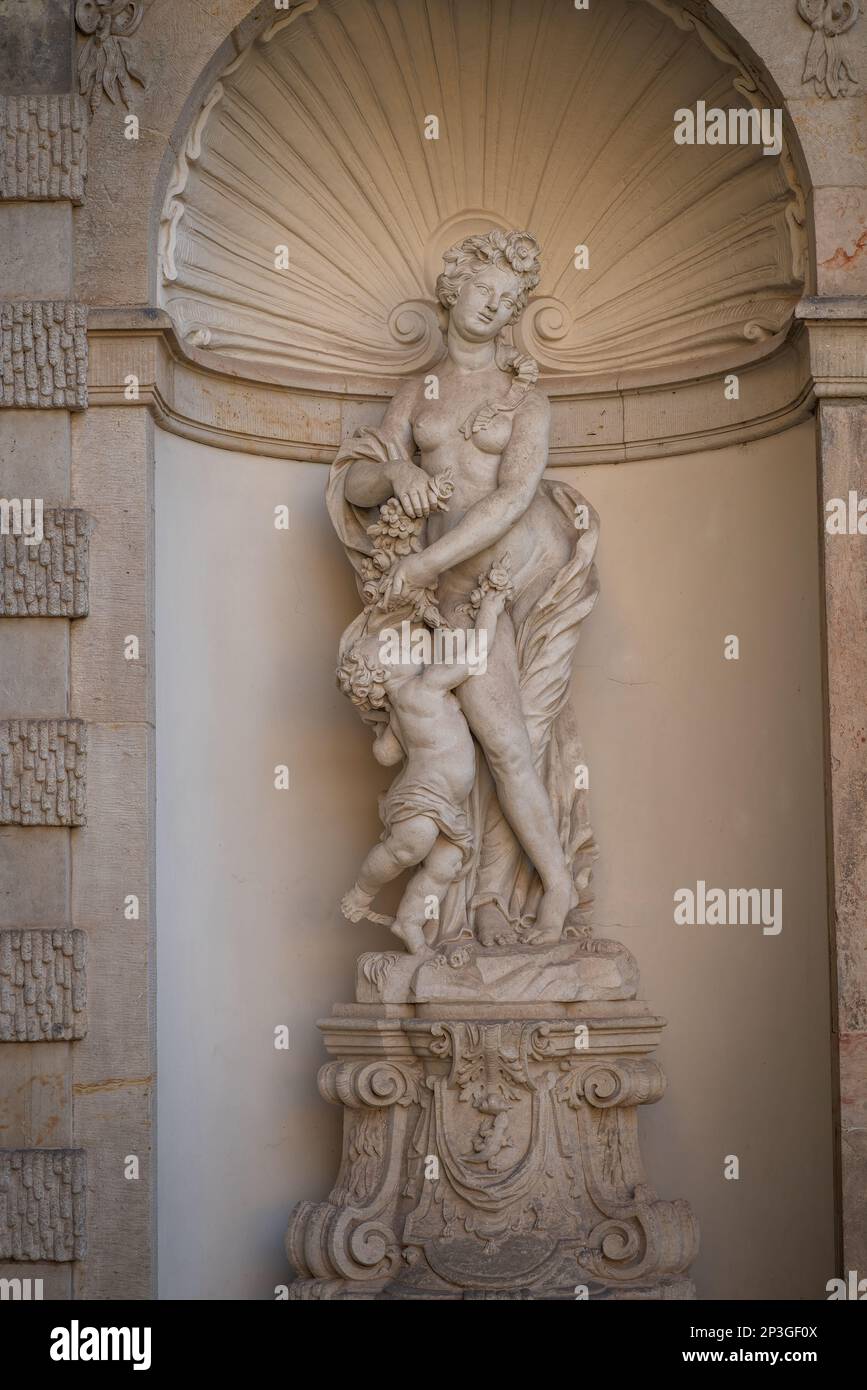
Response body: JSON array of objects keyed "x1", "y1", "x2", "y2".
[
  {"x1": 372, "y1": 719, "x2": 404, "y2": 767},
  {"x1": 422, "y1": 587, "x2": 509, "y2": 693}
]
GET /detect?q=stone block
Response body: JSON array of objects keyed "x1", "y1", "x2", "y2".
[
  {"x1": 0, "y1": 718, "x2": 86, "y2": 826},
  {"x1": 0, "y1": 507, "x2": 92, "y2": 616},
  {"x1": 0, "y1": 620, "x2": 68, "y2": 714},
  {"x1": 0, "y1": 1148, "x2": 86, "y2": 1261},
  {"x1": 0, "y1": 410, "x2": 70, "y2": 496},
  {"x1": 0, "y1": 94, "x2": 87, "y2": 202},
  {"x1": 0, "y1": 929, "x2": 86, "y2": 1041},
  {"x1": 0, "y1": 302, "x2": 87, "y2": 410},
  {"x1": 357, "y1": 938, "x2": 640, "y2": 1005},
  {"x1": 0, "y1": 825, "x2": 69, "y2": 926},
  {"x1": 0, "y1": 203, "x2": 73, "y2": 299},
  {"x1": 0, "y1": 1, "x2": 75, "y2": 96}
]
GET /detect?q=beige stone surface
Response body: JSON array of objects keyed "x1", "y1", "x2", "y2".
[
  {"x1": 0, "y1": 409, "x2": 70, "y2": 496},
  {"x1": 0, "y1": 1261, "x2": 72, "y2": 1298},
  {"x1": 0, "y1": 1040, "x2": 71, "y2": 1147},
  {"x1": 70, "y1": 720, "x2": 154, "y2": 1298},
  {"x1": 70, "y1": 408, "x2": 151, "y2": 723},
  {"x1": 818, "y1": 401, "x2": 867, "y2": 1277},
  {"x1": 813, "y1": 187, "x2": 867, "y2": 298},
  {"x1": 0, "y1": 204, "x2": 73, "y2": 300},
  {"x1": 0, "y1": 827, "x2": 69, "y2": 929},
  {"x1": 0, "y1": 620, "x2": 68, "y2": 713}
]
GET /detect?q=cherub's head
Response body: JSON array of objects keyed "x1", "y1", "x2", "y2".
[
  {"x1": 336, "y1": 642, "x2": 389, "y2": 714},
  {"x1": 437, "y1": 229, "x2": 541, "y2": 342}
]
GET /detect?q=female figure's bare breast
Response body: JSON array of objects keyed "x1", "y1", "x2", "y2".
[{"x1": 408, "y1": 367, "x2": 543, "y2": 604}]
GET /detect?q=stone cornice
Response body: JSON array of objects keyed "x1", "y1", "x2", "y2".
[
  {"x1": 796, "y1": 297, "x2": 867, "y2": 397},
  {"x1": 87, "y1": 309, "x2": 815, "y2": 465}
]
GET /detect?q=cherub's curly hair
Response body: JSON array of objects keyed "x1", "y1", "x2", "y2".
[
  {"x1": 436, "y1": 230, "x2": 542, "y2": 322},
  {"x1": 336, "y1": 647, "x2": 389, "y2": 713}
]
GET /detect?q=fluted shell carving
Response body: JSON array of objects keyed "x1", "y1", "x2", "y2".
[{"x1": 159, "y1": 0, "x2": 804, "y2": 383}]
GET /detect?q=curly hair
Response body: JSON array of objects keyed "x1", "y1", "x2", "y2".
[
  {"x1": 336, "y1": 646, "x2": 389, "y2": 713},
  {"x1": 436, "y1": 229, "x2": 542, "y2": 322}
]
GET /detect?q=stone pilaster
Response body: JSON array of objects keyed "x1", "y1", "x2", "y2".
[{"x1": 797, "y1": 295, "x2": 867, "y2": 1278}]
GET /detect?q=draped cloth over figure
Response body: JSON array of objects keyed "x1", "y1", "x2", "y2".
[{"x1": 327, "y1": 423, "x2": 601, "y2": 949}]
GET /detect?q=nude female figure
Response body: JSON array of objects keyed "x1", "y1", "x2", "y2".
[{"x1": 333, "y1": 231, "x2": 594, "y2": 942}]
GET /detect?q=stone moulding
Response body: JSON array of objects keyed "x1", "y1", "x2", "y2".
[
  {"x1": 85, "y1": 309, "x2": 815, "y2": 467},
  {"x1": 286, "y1": 1005, "x2": 699, "y2": 1300},
  {"x1": 0, "y1": 930, "x2": 87, "y2": 1042},
  {"x1": 0, "y1": 302, "x2": 88, "y2": 411},
  {"x1": 0, "y1": 95, "x2": 88, "y2": 203},
  {"x1": 0, "y1": 719, "x2": 87, "y2": 827},
  {"x1": 0, "y1": 1149, "x2": 87, "y2": 1261},
  {"x1": 0, "y1": 508, "x2": 93, "y2": 617}
]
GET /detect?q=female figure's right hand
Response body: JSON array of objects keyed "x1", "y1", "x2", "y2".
[{"x1": 388, "y1": 458, "x2": 436, "y2": 519}]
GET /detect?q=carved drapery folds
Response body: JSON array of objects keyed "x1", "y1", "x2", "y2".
[{"x1": 287, "y1": 1014, "x2": 698, "y2": 1300}]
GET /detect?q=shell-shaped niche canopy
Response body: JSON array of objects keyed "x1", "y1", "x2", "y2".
[{"x1": 158, "y1": 0, "x2": 805, "y2": 386}]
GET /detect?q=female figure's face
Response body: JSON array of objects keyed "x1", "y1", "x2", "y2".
[{"x1": 450, "y1": 265, "x2": 523, "y2": 342}]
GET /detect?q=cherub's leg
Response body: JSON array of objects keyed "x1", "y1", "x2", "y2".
[
  {"x1": 341, "y1": 817, "x2": 439, "y2": 947},
  {"x1": 393, "y1": 838, "x2": 464, "y2": 949}
]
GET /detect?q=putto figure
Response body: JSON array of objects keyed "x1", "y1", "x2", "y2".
[
  {"x1": 339, "y1": 560, "x2": 512, "y2": 954},
  {"x1": 328, "y1": 230, "x2": 600, "y2": 950}
]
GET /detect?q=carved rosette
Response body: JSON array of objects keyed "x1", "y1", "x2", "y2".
[{"x1": 287, "y1": 1014, "x2": 698, "y2": 1299}]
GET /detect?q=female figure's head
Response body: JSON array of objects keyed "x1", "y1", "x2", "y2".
[{"x1": 436, "y1": 230, "x2": 541, "y2": 343}]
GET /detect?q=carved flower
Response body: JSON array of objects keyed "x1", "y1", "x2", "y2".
[{"x1": 508, "y1": 235, "x2": 540, "y2": 277}]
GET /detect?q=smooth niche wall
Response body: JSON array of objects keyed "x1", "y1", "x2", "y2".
[{"x1": 155, "y1": 419, "x2": 833, "y2": 1300}]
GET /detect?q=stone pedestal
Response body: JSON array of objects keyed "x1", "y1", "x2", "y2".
[{"x1": 287, "y1": 955, "x2": 699, "y2": 1300}]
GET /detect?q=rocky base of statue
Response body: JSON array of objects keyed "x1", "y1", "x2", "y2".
[{"x1": 286, "y1": 974, "x2": 699, "y2": 1300}]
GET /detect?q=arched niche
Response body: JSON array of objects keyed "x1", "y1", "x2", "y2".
[{"x1": 136, "y1": 0, "x2": 849, "y2": 1301}]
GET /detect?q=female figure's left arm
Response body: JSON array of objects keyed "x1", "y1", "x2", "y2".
[{"x1": 383, "y1": 391, "x2": 550, "y2": 603}]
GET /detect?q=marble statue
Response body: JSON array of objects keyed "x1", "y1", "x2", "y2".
[
  {"x1": 289, "y1": 230, "x2": 698, "y2": 1299},
  {"x1": 328, "y1": 230, "x2": 600, "y2": 955}
]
